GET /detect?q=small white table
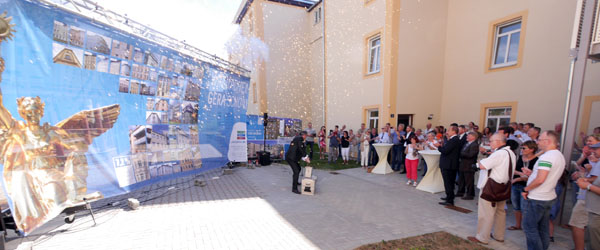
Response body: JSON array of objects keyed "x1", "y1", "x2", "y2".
[
  {"x1": 371, "y1": 143, "x2": 394, "y2": 174},
  {"x1": 416, "y1": 150, "x2": 444, "y2": 193}
]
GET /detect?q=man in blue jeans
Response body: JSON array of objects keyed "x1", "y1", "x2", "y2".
[
  {"x1": 390, "y1": 126, "x2": 402, "y2": 171},
  {"x1": 521, "y1": 131, "x2": 565, "y2": 250}
]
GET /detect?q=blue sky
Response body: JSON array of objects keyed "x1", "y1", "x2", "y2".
[{"x1": 101, "y1": 0, "x2": 244, "y2": 59}]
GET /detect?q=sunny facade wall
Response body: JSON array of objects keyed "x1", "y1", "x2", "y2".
[
  {"x1": 394, "y1": 0, "x2": 448, "y2": 130},
  {"x1": 439, "y1": 0, "x2": 598, "y2": 132},
  {"x1": 324, "y1": 0, "x2": 386, "y2": 129}
]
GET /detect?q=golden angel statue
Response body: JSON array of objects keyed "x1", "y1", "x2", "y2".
[{"x1": 0, "y1": 13, "x2": 121, "y2": 234}]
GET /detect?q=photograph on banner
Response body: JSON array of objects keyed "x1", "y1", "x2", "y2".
[
  {"x1": 0, "y1": 0, "x2": 248, "y2": 234},
  {"x1": 246, "y1": 115, "x2": 302, "y2": 160}
]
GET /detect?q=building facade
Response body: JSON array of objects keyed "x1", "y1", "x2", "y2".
[
  {"x1": 155, "y1": 99, "x2": 169, "y2": 111},
  {"x1": 131, "y1": 153, "x2": 150, "y2": 183},
  {"x1": 231, "y1": 0, "x2": 600, "y2": 137},
  {"x1": 111, "y1": 40, "x2": 133, "y2": 60},
  {"x1": 119, "y1": 78, "x2": 129, "y2": 92},
  {"x1": 109, "y1": 59, "x2": 120, "y2": 75},
  {"x1": 53, "y1": 21, "x2": 68, "y2": 43},
  {"x1": 69, "y1": 28, "x2": 84, "y2": 47},
  {"x1": 83, "y1": 53, "x2": 96, "y2": 70},
  {"x1": 129, "y1": 125, "x2": 149, "y2": 153}
]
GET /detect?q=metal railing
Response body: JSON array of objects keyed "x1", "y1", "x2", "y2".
[{"x1": 34, "y1": 0, "x2": 250, "y2": 77}]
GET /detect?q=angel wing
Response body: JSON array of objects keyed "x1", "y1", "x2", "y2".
[{"x1": 54, "y1": 104, "x2": 121, "y2": 150}]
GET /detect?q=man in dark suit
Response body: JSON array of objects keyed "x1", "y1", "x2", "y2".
[
  {"x1": 286, "y1": 131, "x2": 310, "y2": 194},
  {"x1": 458, "y1": 125, "x2": 468, "y2": 148},
  {"x1": 455, "y1": 125, "x2": 468, "y2": 182},
  {"x1": 436, "y1": 125, "x2": 461, "y2": 205},
  {"x1": 456, "y1": 132, "x2": 480, "y2": 200}
]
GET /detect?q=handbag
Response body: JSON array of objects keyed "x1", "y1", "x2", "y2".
[
  {"x1": 480, "y1": 149, "x2": 513, "y2": 206},
  {"x1": 410, "y1": 145, "x2": 418, "y2": 157}
]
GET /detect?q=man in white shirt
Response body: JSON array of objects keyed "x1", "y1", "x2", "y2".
[
  {"x1": 378, "y1": 123, "x2": 391, "y2": 143},
  {"x1": 468, "y1": 133, "x2": 516, "y2": 245},
  {"x1": 521, "y1": 131, "x2": 566, "y2": 250},
  {"x1": 405, "y1": 125, "x2": 414, "y2": 141},
  {"x1": 415, "y1": 129, "x2": 425, "y2": 142},
  {"x1": 519, "y1": 123, "x2": 534, "y2": 142},
  {"x1": 424, "y1": 123, "x2": 433, "y2": 134},
  {"x1": 511, "y1": 122, "x2": 525, "y2": 141}
]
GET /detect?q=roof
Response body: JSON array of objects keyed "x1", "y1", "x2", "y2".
[
  {"x1": 234, "y1": 0, "x2": 319, "y2": 24},
  {"x1": 307, "y1": 0, "x2": 322, "y2": 12}
]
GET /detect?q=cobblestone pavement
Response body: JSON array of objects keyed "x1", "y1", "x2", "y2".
[
  {"x1": 10, "y1": 168, "x2": 317, "y2": 250},
  {"x1": 8, "y1": 164, "x2": 574, "y2": 250},
  {"x1": 240, "y1": 164, "x2": 573, "y2": 250}
]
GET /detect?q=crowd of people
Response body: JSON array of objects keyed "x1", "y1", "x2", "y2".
[{"x1": 294, "y1": 121, "x2": 600, "y2": 250}]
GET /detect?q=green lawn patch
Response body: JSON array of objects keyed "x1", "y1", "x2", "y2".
[
  {"x1": 355, "y1": 231, "x2": 491, "y2": 250},
  {"x1": 285, "y1": 144, "x2": 361, "y2": 170}
]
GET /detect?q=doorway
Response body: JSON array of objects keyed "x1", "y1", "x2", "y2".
[{"x1": 396, "y1": 114, "x2": 413, "y2": 129}]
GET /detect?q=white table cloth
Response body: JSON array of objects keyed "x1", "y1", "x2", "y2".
[
  {"x1": 371, "y1": 143, "x2": 394, "y2": 174},
  {"x1": 416, "y1": 150, "x2": 445, "y2": 193}
]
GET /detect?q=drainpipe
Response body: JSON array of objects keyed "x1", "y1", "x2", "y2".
[
  {"x1": 557, "y1": 0, "x2": 595, "y2": 225},
  {"x1": 560, "y1": 55, "x2": 576, "y2": 153},
  {"x1": 321, "y1": 0, "x2": 326, "y2": 128}
]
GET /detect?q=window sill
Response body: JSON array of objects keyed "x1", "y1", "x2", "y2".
[
  {"x1": 490, "y1": 62, "x2": 517, "y2": 69},
  {"x1": 364, "y1": 70, "x2": 381, "y2": 79},
  {"x1": 486, "y1": 62, "x2": 521, "y2": 73}
]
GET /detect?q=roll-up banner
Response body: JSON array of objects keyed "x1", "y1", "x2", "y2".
[{"x1": 246, "y1": 114, "x2": 302, "y2": 160}]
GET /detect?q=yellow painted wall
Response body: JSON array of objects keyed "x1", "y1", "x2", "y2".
[
  {"x1": 238, "y1": 6, "x2": 261, "y2": 116},
  {"x1": 578, "y1": 61, "x2": 600, "y2": 136},
  {"x1": 261, "y1": 2, "x2": 312, "y2": 121},
  {"x1": 233, "y1": 0, "x2": 600, "y2": 138},
  {"x1": 307, "y1": 3, "x2": 325, "y2": 128},
  {"x1": 324, "y1": 0, "x2": 385, "y2": 130},
  {"x1": 439, "y1": 0, "x2": 579, "y2": 131},
  {"x1": 394, "y1": 0, "x2": 448, "y2": 129}
]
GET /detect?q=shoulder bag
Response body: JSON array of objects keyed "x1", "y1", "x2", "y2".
[{"x1": 480, "y1": 149, "x2": 513, "y2": 206}]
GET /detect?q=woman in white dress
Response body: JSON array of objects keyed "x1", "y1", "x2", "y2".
[{"x1": 360, "y1": 131, "x2": 371, "y2": 169}]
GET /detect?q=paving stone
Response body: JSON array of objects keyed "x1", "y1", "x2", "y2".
[{"x1": 5, "y1": 164, "x2": 575, "y2": 250}]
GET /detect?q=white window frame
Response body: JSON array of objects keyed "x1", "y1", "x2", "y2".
[
  {"x1": 491, "y1": 19, "x2": 521, "y2": 69},
  {"x1": 314, "y1": 7, "x2": 321, "y2": 25},
  {"x1": 367, "y1": 35, "x2": 381, "y2": 74},
  {"x1": 367, "y1": 109, "x2": 379, "y2": 130},
  {"x1": 485, "y1": 107, "x2": 512, "y2": 133}
]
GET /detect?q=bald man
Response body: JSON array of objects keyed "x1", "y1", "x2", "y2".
[{"x1": 521, "y1": 131, "x2": 566, "y2": 250}]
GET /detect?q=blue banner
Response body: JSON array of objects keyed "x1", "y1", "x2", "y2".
[{"x1": 0, "y1": 0, "x2": 248, "y2": 234}]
